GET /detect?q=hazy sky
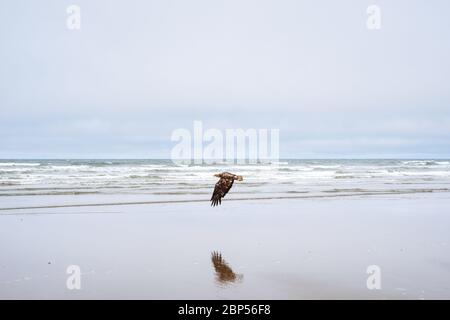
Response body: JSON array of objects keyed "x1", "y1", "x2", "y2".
[{"x1": 1, "y1": 0, "x2": 449, "y2": 158}]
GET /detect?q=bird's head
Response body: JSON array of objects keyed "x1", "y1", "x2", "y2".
[{"x1": 214, "y1": 173, "x2": 221, "y2": 178}]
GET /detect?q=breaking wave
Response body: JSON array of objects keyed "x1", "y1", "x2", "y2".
[{"x1": 1, "y1": 159, "x2": 450, "y2": 199}]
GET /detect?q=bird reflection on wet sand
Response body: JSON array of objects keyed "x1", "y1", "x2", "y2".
[{"x1": 211, "y1": 251, "x2": 243, "y2": 286}]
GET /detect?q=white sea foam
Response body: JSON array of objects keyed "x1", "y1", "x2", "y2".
[
  {"x1": 1, "y1": 159, "x2": 450, "y2": 198},
  {"x1": 0, "y1": 162, "x2": 41, "y2": 167}
]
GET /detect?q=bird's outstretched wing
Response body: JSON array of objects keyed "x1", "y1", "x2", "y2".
[{"x1": 211, "y1": 177, "x2": 234, "y2": 206}]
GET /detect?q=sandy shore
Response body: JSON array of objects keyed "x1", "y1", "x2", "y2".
[{"x1": 1, "y1": 193, "x2": 450, "y2": 299}]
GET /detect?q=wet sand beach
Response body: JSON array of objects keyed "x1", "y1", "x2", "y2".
[{"x1": 1, "y1": 193, "x2": 449, "y2": 299}]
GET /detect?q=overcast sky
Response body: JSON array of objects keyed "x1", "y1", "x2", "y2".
[{"x1": 1, "y1": 0, "x2": 449, "y2": 158}]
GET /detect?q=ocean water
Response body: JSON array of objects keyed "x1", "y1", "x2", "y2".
[{"x1": 1, "y1": 160, "x2": 450, "y2": 206}]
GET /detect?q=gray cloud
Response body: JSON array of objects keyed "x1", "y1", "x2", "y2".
[{"x1": 1, "y1": 0, "x2": 450, "y2": 158}]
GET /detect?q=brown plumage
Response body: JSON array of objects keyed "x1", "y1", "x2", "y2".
[{"x1": 210, "y1": 172, "x2": 243, "y2": 207}]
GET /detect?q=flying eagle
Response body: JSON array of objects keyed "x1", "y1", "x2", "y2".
[{"x1": 210, "y1": 172, "x2": 243, "y2": 207}]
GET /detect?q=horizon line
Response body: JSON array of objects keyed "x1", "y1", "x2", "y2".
[{"x1": 1, "y1": 158, "x2": 450, "y2": 161}]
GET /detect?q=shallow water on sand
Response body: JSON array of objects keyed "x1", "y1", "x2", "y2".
[{"x1": 1, "y1": 195, "x2": 450, "y2": 299}]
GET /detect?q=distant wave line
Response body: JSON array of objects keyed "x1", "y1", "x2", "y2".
[{"x1": 0, "y1": 188, "x2": 449, "y2": 212}]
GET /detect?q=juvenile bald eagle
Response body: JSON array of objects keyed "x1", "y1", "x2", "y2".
[{"x1": 210, "y1": 172, "x2": 243, "y2": 207}]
